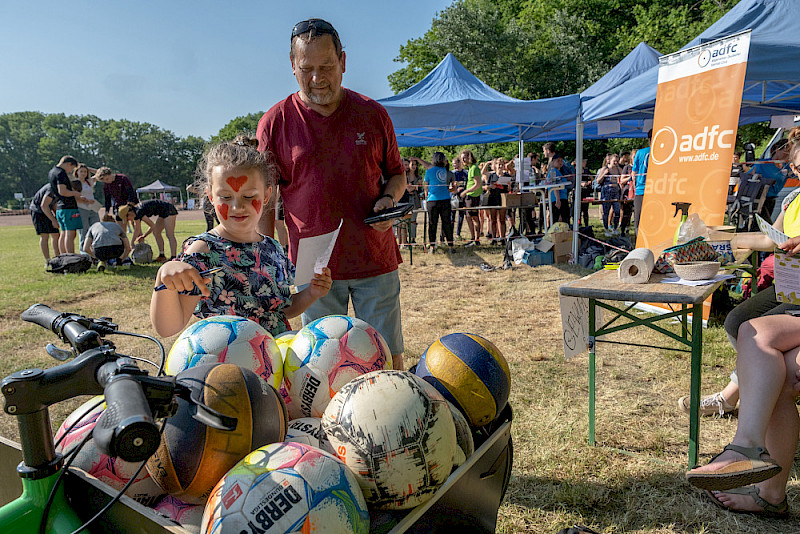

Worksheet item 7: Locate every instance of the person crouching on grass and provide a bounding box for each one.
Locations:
[150,136,332,338]
[116,199,179,263]
[82,214,133,272]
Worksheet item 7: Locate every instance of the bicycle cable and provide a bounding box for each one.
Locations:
[53,397,106,452]
[67,420,166,534]
[113,330,167,376]
[39,428,94,534]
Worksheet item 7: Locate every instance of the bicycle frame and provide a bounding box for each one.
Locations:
[0,469,86,533]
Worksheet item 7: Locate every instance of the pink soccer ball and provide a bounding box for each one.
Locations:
[283,315,392,419]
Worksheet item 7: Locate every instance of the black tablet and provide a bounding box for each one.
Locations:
[363,203,414,224]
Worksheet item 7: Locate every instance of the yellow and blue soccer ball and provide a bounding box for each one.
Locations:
[284,315,391,419]
[414,333,511,427]
[201,441,369,534]
[166,315,283,391]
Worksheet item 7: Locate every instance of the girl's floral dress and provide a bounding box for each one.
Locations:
[178,232,294,336]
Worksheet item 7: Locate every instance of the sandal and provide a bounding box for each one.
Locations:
[686,444,781,491]
[703,485,789,519]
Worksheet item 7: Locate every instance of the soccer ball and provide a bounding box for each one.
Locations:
[284,417,334,454]
[275,331,297,409]
[153,495,204,533]
[166,315,283,390]
[322,370,458,510]
[284,315,391,419]
[201,441,369,534]
[55,396,163,506]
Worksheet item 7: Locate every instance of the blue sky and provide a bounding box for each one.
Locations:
[0,1,451,139]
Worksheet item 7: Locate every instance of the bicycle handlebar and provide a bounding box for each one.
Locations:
[12,304,160,464]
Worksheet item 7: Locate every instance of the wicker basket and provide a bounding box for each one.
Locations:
[673,261,721,281]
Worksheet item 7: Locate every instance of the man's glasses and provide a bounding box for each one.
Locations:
[291,19,338,39]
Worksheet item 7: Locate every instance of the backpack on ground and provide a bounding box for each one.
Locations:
[131,243,153,264]
[46,254,92,274]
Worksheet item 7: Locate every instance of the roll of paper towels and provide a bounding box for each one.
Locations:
[618,248,654,284]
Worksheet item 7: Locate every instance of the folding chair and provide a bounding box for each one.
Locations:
[726,173,775,231]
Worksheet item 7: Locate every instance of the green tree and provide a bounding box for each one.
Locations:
[212,113,264,143]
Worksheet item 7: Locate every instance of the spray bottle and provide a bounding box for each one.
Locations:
[672,202,691,245]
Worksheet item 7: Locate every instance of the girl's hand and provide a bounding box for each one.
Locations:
[779,236,800,257]
[309,267,332,299]
[155,261,212,297]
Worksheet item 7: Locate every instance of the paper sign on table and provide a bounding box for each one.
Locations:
[293,219,343,287]
[559,294,603,360]
[774,251,800,304]
[756,214,789,245]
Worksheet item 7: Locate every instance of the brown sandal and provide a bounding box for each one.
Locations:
[703,485,789,519]
[686,444,781,491]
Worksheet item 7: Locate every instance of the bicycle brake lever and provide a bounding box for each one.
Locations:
[173,383,237,432]
[45,343,73,362]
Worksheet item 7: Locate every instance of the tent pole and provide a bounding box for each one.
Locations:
[573,115,584,260]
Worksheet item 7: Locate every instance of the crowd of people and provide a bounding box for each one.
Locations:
[31,156,183,269]
[391,135,653,250]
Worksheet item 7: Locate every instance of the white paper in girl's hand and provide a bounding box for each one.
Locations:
[293,219,343,286]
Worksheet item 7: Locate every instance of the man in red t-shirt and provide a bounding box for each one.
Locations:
[257,18,407,369]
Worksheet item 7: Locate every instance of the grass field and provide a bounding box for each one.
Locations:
[0,219,798,533]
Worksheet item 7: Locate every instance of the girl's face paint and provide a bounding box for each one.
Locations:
[217,203,229,221]
[251,199,262,214]
[226,175,248,192]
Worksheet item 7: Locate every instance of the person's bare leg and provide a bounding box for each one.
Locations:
[163,216,178,257]
[713,346,800,510]
[719,380,740,406]
[153,218,166,256]
[690,315,800,474]
[51,233,61,256]
[39,235,50,261]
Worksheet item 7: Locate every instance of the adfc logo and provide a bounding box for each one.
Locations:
[650,126,678,165]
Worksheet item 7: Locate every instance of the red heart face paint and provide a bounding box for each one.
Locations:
[251,199,262,214]
[217,203,229,221]
[226,175,248,192]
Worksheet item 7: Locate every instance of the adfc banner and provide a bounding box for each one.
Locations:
[639,31,751,253]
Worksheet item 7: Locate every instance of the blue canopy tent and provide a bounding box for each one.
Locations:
[377,53,580,147]
[536,42,662,142]
[583,0,800,126]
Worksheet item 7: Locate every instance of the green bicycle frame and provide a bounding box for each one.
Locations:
[0,470,87,533]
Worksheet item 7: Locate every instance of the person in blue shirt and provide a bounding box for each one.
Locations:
[631,129,652,237]
[546,155,570,224]
[422,152,455,253]
[750,138,791,224]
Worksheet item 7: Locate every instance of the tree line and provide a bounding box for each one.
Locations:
[0,112,206,207]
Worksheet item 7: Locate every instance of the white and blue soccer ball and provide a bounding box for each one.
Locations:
[283,315,391,419]
[166,315,283,390]
[201,441,369,534]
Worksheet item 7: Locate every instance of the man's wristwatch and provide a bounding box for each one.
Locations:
[378,193,396,207]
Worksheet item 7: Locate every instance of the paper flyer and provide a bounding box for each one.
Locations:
[775,252,800,304]
[755,213,789,245]
[293,219,343,287]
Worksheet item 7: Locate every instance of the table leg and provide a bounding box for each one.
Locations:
[688,301,703,468]
[588,298,596,446]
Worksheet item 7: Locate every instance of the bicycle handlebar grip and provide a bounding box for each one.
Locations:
[20,303,61,332]
[94,375,161,463]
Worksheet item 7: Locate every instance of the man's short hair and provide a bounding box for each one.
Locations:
[543,142,556,153]
[290,18,343,59]
[59,155,78,167]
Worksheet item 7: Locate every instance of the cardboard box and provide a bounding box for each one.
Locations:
[501,192,536,207]
[549,231,573,244]
[553,241,573,263]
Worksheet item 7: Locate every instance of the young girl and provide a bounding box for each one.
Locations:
[73,163,101,251]
[150,136,332,338]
